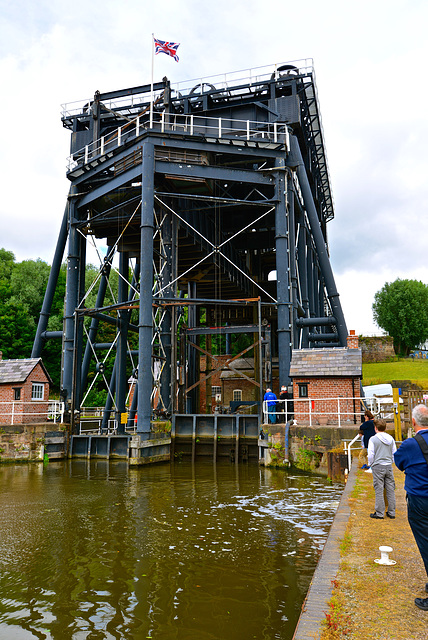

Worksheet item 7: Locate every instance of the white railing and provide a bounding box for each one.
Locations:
[61,59,314,120]
[0,400,65,425]
[262,396,383,426]
[78,407,138,435]
[66,111,290,172]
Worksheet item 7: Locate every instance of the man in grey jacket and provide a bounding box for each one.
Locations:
[368,419,397,519]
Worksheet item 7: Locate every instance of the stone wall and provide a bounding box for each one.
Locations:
[359,335,395,363]
[0,424,49,461]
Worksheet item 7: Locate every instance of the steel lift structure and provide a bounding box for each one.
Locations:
[32,60,347,438]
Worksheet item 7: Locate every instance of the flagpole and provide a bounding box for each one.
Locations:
[150,33,154,128]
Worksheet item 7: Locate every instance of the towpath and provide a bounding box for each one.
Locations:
[293,460,428,639]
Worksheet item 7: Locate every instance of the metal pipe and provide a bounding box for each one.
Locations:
[296,316,337,327]
[288,135,348,345]
[32,205,69,357]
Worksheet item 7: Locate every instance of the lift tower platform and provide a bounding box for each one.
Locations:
[32,60,347,436]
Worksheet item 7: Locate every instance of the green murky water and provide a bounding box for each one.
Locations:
[0,460,342,639]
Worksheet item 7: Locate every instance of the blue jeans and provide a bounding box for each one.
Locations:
[407,493,428,578]
[268,405,276,424]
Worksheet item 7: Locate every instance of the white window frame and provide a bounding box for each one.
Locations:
[212,386,221,397]
[31,383,45,401]
[233,389,242,402]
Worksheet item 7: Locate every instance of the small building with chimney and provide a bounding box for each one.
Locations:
[0,357,52,424]
[289,331,362,425]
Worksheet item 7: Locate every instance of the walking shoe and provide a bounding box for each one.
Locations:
[370,513,384,519]
[415,597,428,611]
[386,513,396,519]
[361,464,368,469]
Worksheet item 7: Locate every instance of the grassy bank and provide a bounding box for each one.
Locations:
[362,358,428,388]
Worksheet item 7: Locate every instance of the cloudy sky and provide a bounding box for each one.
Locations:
[1,0,427,335]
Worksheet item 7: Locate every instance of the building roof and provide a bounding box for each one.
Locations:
[289,348,362,378]
[220,358,255,379]
[0,358,52,385]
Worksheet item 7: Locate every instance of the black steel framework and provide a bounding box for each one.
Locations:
[32,60,347,434]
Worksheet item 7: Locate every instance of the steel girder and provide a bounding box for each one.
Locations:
[33,63,347,431]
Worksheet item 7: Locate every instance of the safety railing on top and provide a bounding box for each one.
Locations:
[66,112,290,172]
[61,59,314,120]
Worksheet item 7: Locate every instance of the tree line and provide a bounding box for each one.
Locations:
[0,248,126,399]
[1,246,427,397]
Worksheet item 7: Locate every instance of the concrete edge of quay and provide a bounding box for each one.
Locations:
[292,461,358,640]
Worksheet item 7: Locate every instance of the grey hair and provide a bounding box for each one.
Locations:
[412,404,428,427]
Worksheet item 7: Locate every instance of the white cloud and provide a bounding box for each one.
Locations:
[1,0,428,335]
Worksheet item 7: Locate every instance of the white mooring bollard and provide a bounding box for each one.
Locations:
[374,545,396,566]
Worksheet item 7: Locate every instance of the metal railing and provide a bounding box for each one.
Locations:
[0,400,65,425]
[61,59,314,120]
[66,111,290,172]
[262,396,384,426]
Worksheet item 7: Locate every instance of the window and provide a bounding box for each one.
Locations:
[212,386,221,397]
[31,383,44,401]
[13,388,22,401]
[298,384,308,398]
[233,389,242,402]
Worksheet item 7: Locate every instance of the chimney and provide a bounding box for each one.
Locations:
[347,330,359,349]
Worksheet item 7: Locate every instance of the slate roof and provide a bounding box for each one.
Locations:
[289,348,362,378]
[0,358,52,385]
[220,358,255,379]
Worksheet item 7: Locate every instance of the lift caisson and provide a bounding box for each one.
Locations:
[32,60,347,435]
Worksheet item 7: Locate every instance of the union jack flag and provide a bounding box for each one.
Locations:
[154,38,180,62]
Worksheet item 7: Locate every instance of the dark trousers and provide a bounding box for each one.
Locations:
[407,493,428,578]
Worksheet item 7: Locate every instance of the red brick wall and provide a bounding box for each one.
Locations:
[0,363,50,424]
[292,377,360,424]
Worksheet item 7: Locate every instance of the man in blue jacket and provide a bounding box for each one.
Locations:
[263,388,277,424]
[394,403,428,611]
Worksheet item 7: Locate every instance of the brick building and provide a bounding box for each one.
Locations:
[289,331,362,425]
[0,358,52,424]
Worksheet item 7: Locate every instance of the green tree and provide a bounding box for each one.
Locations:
[10,258,50,322]
[373,279,428,354]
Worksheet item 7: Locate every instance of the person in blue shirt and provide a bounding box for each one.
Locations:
[394,403,428,611]
[263,388,277,424]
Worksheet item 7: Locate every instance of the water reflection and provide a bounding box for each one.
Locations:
[0,461,342,639]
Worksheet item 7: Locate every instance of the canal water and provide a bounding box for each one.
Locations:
[0,460,343,640]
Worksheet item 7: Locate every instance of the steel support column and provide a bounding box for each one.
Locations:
[62,193,80,411]
[116,251,129,434]
[274,159,291,386]
[138,142,154,434]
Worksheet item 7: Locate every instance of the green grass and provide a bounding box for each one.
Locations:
[362,358,428,387]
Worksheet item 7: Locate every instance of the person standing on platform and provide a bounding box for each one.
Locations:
[279,385,294,423]
[394,403,428,611]
[264,388,277,424]
[367,419,396,519]
[359,410,376,468]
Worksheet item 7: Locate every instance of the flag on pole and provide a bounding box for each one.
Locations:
[154,38,180,62]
